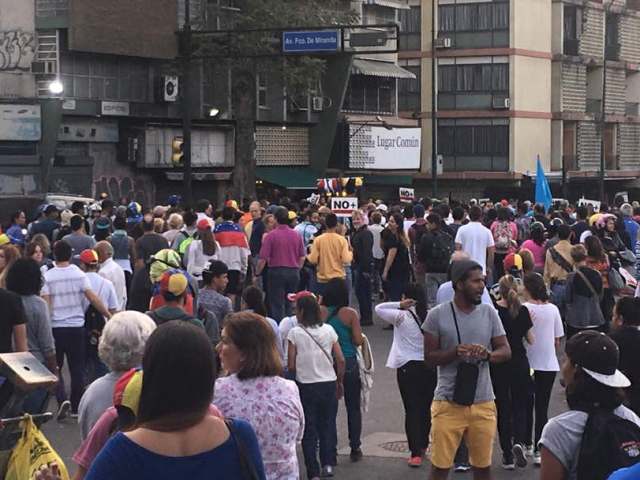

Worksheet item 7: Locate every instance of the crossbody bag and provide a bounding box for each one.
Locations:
[451,303,479,406]
[301,327,335,369]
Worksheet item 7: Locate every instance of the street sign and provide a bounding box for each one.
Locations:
[399,187,415,203]
[282,30,340,53]
[331,197,358,217]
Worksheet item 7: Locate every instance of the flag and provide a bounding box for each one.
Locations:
[535,156,552,212]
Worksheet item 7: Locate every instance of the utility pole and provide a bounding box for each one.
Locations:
[431,0,438,200]
[182,0,194,206]
[599,2,612,204]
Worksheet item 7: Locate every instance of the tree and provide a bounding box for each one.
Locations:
[194,0,357,202]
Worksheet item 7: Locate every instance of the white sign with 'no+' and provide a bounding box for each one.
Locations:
[331,197,359,217]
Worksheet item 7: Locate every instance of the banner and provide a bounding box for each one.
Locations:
[578,197,601,212]
[399,187,415,203]
[330,197,358,217]
[349,126,421,170]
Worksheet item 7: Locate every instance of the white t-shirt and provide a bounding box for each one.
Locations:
[279,315,298,365]
[368,224,385,260]
[98,258,127,311]
[454,222,495,274]
[375,302,424,369]
[42,264,91,328]
[287,324,338,384]
[83,272,118,313]
[524,302,564,371]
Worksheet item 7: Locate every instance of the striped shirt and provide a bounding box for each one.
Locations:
[42,264,91,328]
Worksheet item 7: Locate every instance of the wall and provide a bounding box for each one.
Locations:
[420,1,434,174]
[578,121,601,170]
[0,0,36,98]
[620,12,640,64]
[580,5,604,58]
[511,55,551,112]
[618,123,640,170]
[605,67,627,115]
[562,63,587,111]
[550,119,563,171]
[511,0,551,52]
[512,117,551,173]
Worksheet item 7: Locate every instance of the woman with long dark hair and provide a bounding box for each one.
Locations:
[186,219,219,283]
[491,275,535,469]
[321,278,364,462]
[85,321,266,479]
[381,212,411,301]
[490,207,518,279]
[539,331,639,479]
[241,286,284,362]
[520,222,547,273]
[585,235,615,324]
[523,273,564,466]
[375,283,436,468]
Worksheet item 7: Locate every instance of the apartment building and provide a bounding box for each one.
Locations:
[397,0,640,200]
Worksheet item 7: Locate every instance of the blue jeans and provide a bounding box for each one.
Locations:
[267,267,300,323]
[298,381,338,478]
[354,268,373,325]
[343,356,362,449]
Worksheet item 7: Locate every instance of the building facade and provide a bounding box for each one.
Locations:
[399,0,639,201]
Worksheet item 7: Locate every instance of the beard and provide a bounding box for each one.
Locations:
[472,297,482,306]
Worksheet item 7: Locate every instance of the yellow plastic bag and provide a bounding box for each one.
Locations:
[5,415,70,480]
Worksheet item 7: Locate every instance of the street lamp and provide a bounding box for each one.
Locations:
[48,79,63,95]
[207,107,220,118]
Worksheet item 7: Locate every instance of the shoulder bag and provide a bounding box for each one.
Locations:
[450,303,479,406]
[406,308,424,334]
[301,327,335,369]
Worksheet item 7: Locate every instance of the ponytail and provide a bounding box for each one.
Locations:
[499,275,522,319]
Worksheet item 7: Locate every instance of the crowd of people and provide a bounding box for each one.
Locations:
[1,193,640,480]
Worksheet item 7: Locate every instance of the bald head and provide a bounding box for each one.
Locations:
[95,241,114,263]
[450,251,470,263]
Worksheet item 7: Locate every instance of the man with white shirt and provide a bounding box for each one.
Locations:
[455,206,495,282]
[96,241,127,311]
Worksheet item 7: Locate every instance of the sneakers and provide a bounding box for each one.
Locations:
[320,465,334,477]
[533,450,542,466]
[512,444,528,468]
[70,412,79,420]
[501,453,515,470]
[525,445,535,457]
[350,448,363,462]
[56,400,71,421]
[408,456,423,468]
[454,463,472,473]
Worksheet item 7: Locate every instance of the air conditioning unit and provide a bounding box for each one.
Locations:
[434,37,453,49]
[162,75,179,102]
[31,60,56,74]
[493,96,511,110]
[312,96,324,112]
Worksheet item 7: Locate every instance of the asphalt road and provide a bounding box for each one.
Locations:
[42,315,566,479]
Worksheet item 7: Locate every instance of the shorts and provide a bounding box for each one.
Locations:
[225,270,242,295]
[430,400,497,469]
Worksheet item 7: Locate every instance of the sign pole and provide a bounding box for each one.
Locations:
[182,0,194,207]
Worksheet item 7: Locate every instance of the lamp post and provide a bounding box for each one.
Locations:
[182,0,194,207]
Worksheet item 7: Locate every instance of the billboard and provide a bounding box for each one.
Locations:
[0,104,41,141]
[69,0,178,59]
[349,125,421,170]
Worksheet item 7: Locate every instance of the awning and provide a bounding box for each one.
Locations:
[256,167,318,190]
[364,0,410,9]
[351,58,416,79]
[364,174,414,185]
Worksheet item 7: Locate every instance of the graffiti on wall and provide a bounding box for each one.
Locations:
[94,175,155,208]
[0,30,35,71]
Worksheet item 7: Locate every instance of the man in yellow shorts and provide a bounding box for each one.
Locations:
[423,260,512,479]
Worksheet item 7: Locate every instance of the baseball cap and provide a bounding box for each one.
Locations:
[203,260,229,277]
[287,291,316,302]
[503,253,523,273]
[620,203,633,217]
[450,260,483,284]
[197,218,212,230]
[79,249,99,265]
[95,217,111,231]
[113,368,143,417]
[377,204,388,212]
[566,330,630,388]
[167,195,181,207]
[0,233,10,246]
[44,204,59,214]
[159,271,189,296]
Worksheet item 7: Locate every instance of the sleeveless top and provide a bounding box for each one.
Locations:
[110,230,130,260]
[327,306,356,358]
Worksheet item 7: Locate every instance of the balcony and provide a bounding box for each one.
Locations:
[586,98,603,114]
[626,102,640,116]
[605,43,621,61]
[564,38,579,56]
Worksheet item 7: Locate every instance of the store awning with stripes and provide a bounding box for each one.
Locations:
[351,58,417,79]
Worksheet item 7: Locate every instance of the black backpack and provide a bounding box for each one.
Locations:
[423,231,453,273]
[85,304,106,347]
[577,408,640,480]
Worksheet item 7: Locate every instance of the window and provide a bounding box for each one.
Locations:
[398,66,421,111]
[399,6,421,51]
[207,0,238,30]
[60,54,149,102]
[564,6,581,40]
[257,73,268,109]
[344,75,395,114]
[438,122,509,171]
[438,2,509,33]
[439,63,508,93]
[365,5,395,25]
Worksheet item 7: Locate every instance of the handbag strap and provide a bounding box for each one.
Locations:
[406,308,424,335]
[225,419,259,480]
[450,302,462,345]
[301,327,334,368]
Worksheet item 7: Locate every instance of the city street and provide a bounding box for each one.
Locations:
[42,314,566,479]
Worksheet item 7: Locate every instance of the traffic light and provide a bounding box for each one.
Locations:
[171,136,184,167]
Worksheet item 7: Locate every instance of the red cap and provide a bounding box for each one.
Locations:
[79,249,99,265]
[197,218,212,230]
[287,291,316,302]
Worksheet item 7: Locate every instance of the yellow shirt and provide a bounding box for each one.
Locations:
[307,232,353,282]
[543,240,574,285]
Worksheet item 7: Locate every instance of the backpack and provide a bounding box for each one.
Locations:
[494,221,514,252]
[515,216,531,244]
[84,304,106,348]
[577,409,640,480]
[425,231,453,273]
[411,222,428,252]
